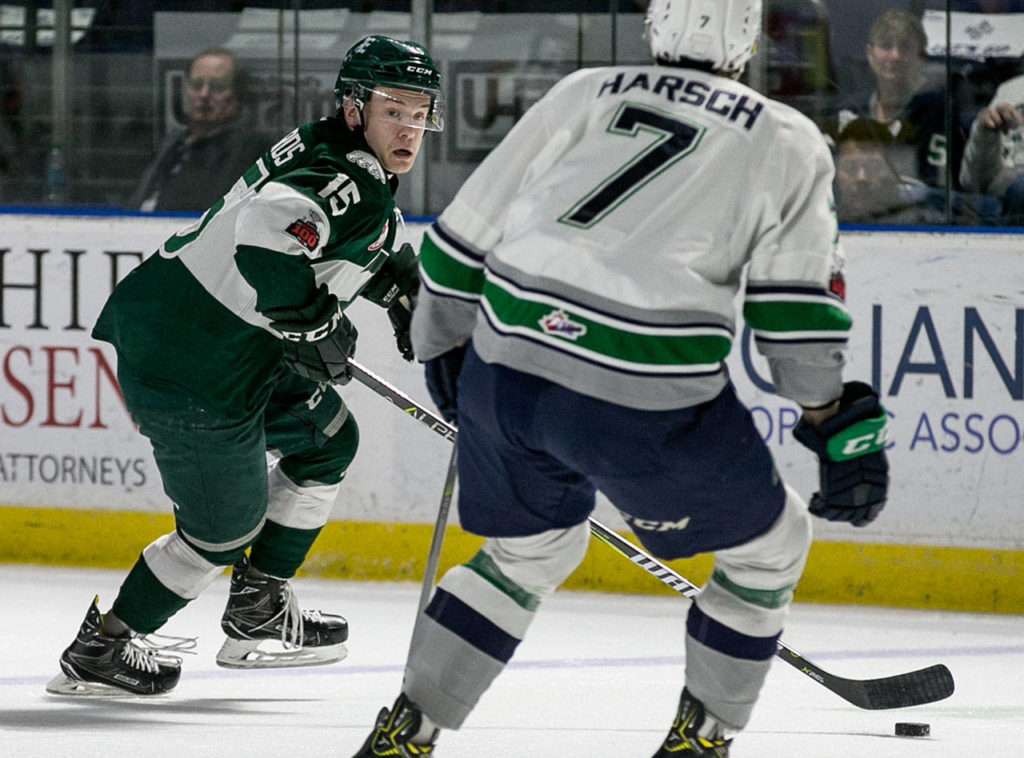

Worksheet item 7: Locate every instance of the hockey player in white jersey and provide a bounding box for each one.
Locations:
[353,2,889,756]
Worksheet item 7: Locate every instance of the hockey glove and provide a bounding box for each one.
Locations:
[361,243,419,309]
[266,288,358,384]
[792,381,890,527]
[387,301,415,361]
[424,344,466,424]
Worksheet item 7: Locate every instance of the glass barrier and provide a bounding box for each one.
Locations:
[1,1,1022,226]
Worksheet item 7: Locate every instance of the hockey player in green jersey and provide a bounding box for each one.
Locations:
[47,35,444,697]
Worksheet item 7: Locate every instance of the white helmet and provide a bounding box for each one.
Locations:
[645,0,762,75]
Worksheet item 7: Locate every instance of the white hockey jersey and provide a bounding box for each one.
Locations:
[412,64,850,411]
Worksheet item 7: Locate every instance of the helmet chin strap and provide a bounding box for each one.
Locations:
[339,94,367,135]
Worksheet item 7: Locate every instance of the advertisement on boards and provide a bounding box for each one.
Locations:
[0,216,1021,549]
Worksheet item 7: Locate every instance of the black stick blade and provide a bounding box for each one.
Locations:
[852,663,955,710]
[777,651,955,710]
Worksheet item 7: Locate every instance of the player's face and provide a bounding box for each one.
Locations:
[184,54,239,130]
[359,87,432,175]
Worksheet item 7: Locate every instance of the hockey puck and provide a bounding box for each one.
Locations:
[895,722,930,737]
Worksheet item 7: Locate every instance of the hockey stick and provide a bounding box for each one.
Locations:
[346,359,457,615]
[346,359,955,711]
[418,445,457,614]
[586,518,955,710]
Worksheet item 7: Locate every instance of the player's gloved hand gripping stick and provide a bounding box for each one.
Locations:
[793,381,890,527]
[361,243,420,362]
[267,285,358,384]
[346,358,954,711]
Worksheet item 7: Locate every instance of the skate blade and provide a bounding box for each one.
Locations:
[45,672,161,698]
[215,637,348,669]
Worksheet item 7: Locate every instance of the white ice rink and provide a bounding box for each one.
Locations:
[2,563,1023,757]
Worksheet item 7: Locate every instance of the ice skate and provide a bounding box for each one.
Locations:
[216,553,349,668]
[353,693,439,757]
[46,597,182,697]
[652,688,732,757]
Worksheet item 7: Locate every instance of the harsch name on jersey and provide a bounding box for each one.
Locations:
[597,72,764,131]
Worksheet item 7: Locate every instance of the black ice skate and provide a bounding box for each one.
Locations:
[652,688,733,757]
[353,693,439,757]
[45,597,182,696]
[216,553,349,669]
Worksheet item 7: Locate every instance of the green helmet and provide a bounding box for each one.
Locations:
[335,35,444,132]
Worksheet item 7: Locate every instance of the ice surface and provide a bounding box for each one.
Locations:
[2,564,1022,757]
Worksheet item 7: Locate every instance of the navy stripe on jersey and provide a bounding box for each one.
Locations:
[686,603,779,661]
[745,283,837,297]
[433,220,487,264]
[425,587,521,663]
[419,273,482,304]
[754,334,848,345]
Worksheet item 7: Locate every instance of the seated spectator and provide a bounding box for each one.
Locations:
[828,8,966,191]
[0,53,24,203]
[960,72,1024,226]
[835,118,1001,225]
[131,48,274,212]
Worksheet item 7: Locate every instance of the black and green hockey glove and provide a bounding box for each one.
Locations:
[266,286,358,384]
[387,301,415,362]
[792,381,890,527]
[362,243,419,361]
[361,243,419,309]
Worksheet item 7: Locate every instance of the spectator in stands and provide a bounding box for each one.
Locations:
[960,72,1024,226]
[131,47,273,212]
[829,8,965,191]
[835,118,1001,225]
[0,52,25,202]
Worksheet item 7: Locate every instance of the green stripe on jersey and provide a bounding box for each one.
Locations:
[419,232,484,297]
[483,280,732,368]
[743,300,851,334]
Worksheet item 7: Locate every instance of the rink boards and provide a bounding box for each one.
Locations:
[0,212,1021,613]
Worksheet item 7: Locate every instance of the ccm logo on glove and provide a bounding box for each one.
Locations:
[830,417,889,459]
[277,308,342,343]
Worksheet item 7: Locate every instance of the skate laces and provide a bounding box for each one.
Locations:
[278,584,304,649]
[137,632,198,659]
[120,639,173,674]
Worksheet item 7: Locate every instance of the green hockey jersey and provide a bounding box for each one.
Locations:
[93,117,400,417]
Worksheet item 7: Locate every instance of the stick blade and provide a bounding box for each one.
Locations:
[840,663,955,710]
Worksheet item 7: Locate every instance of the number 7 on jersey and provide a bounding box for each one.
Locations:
[560,103,705,229]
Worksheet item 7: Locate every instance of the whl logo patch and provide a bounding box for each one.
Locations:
[829,270,846,300]
[368,219,389,251]
[539,309,587,340]
[285,218,320,252]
